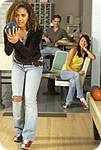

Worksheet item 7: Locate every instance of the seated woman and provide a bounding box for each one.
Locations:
[61,34,96,109]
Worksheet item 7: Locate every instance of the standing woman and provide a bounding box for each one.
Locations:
[4,1,43,149]
[61,34,96,109]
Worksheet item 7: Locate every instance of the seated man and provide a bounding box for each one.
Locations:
[41,15,68,71]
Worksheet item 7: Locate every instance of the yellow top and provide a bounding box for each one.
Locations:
[62,54,84,72]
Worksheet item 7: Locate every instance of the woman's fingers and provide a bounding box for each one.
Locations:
[5,29,7,34]
[12,27,15,35]
[8,28,11,35]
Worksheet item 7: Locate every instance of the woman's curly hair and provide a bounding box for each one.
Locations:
[6,0,40,31]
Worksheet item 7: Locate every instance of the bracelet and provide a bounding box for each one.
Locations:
[84,47,88,53]
[86,49,88,53]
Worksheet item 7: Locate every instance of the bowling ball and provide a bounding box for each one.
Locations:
[91,86,101,101]
[6,22,18,34]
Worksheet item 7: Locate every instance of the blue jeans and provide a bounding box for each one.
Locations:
[61,70,84,104]
[12,62,43,142]
[41,46,61,57]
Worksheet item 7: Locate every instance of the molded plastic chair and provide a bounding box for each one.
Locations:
[55,57,91,87]
[42,50,68,79]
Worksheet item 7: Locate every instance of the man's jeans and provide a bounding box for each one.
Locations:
[41,46,60,57]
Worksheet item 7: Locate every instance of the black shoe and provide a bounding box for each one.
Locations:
[13,134,23,142]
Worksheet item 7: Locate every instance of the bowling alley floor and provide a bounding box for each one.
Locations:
[0,112,100,150]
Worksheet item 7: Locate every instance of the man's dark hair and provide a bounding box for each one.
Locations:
[52,15,62,22]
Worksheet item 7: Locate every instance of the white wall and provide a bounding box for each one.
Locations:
[81,0,92,36]
[91,0,101,86]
